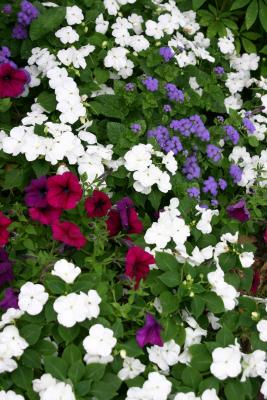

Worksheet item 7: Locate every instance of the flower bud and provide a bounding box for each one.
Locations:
[120,350,127,359]
[251,311,260,321]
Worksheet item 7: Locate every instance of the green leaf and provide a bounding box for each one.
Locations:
[155,252,180,272]
[190,344,212,372]
[199,377,220,393]
[20,324,42,345]
[160,291,179,315]
[21,349,42,369]
[159,270,181,288]
[181,367,202,390]
[34,339,57,356]
[90,95,126,119]
[225,380,245,400]
[91,373,121,400]
[218,253,238,272]
[37,91,56,112]
[192,0,207,9]
[216,325,235,346]
[241,37,257,53]
[12,366,33,390]
[68,361,85,383]
[30,7,66,40]
[260,44,267,53]
[3,167,31,190]
[148,190,162,210]
[191,296,205,318]
[44,356,68,380]
[75,380,92,396]
[0,98,11,113]
[58,325,80,344]
[85,364,106,381]
[203,292,225,314]
[45,275,66,294]
[245,0,258,29]
[62,344,82,364]
[32,159,50,178]
[259,0,267,30]
[94,68,109,84]
[107,122,127,144]
[231,0,251,10]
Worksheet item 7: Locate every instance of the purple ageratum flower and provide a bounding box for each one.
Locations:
[116,197,134,230]
[143,76,158,92]
[159,47,174,62]
[136,313,163,348]
[218,178,227,190]
[229,164,242,184]
[243,117,256,134]
[206,144,221,162]
[12,23,28,39]
[214,66,224,75]
[0,47,11,65]
[2,4,12,14]
[0,249,13,287]
[203,176,218,196]
[227,199,250,222]
[187,187,200,198]
[131,123,141,133]
[170,115,210,141]
[224,125,239,145]
[18,0,39,26]
[216,116,224,123]
[125,82,135,92]
[182,154,201,180]
[165,83,184,102]
[0,288,18,310]
[211,199,219,207]
[25,176,48,208]
[163,104,172,113]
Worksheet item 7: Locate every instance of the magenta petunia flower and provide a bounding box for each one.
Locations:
[0,288,18,310]
[0,211,11,247]
[85,190,112,218]
[0,63,29,98]
[47,172,83,210]
[227,199,250,222]
[125,246,155,289]
[136,313,163,348]
[29,206,61,226]
[25,176,48,208]
[51,221,86,249]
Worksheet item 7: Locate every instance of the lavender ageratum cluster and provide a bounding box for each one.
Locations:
[163,104,172,112]
[170,115,210,141]
[214,66,225,75]
[125,82,135,91]
[206,144,222,162]
[218,178,227,190]
[230,164,243,183]
[2,4,12,14]
[165,83,184,102]
[187,187,200,198]
[203,176,218,196]
[147,126,183,155]
[0,47,15,67]
[131,123,141,133]
[243,117,256,134]
[143,76,158,92]
[224,125,240,145]
[159,47,174,62]
[12,0,39,40]
[182,154,201,180]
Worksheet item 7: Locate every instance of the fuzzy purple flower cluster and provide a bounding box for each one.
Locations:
[224,124,240,145]
[148,126,183,155]
[12,0,39,40]
[165,83,184,102]
[170,115,210,141]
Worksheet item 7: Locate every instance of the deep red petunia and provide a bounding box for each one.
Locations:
[125,246,155,289]
[47,172,83,210]
[29,206,61,225]
[251,270,261,294]
[51,221,86,249]
[85,190,112,218]
[106,208,143,236]
[0,63,29,98]
[0,211,12,246]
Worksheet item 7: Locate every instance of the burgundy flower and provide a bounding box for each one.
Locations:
[251,270,260,294]
[25,176,48,208]
[0,249,13,287]
[136,313,163,348]
[85,190,112,218]
[0,288,18,310]
[106,199,143,236]
[264,228,267,243]
[47,172,83,210]
[227,199,250,222]
[106,209,122,236]
[52,221,86,249]
[0,63,29,98]
[125,246,155,289]
[29,206,61,225]
[0,211,11,246]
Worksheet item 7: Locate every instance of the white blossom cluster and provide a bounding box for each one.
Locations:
[83,324,117,365]
[126,371,172,400]
[118,356,146,380]
[0,325,28,373]
[0,391,25,400]
[51,259,81,284]
[174,389,220,400]
[33,373,75,400]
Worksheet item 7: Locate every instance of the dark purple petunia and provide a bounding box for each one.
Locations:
[227,199,250,222]
[0,288,18,310]
[0,249,13,287]
[116,197,134,230]
[136,313,163,348]
[25,176,48,208]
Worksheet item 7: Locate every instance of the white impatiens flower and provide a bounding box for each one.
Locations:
[33,373,57,394]
[257,320,267,342]
[18,282,49,315]
[83,324,117,358]
[0,391,25,400]
[55,26,79,44]
[142,372,172,400]
[174,393,199,400]
[118,357,146,380]
[33,373,75,400]
[0,309,24,329]
[210,341,242,380]
[51,259,81,284]
[239,252,254,268]
[201,389,220,400]
[95,13,109,34]
[66,5,84,25]
[241,350,267,382]
[104,47,129,71]
[148,340,180,372]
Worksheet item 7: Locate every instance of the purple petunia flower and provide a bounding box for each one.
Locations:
[136,313,163,348]
[116,197,134,230]
[0,288,18,310]
[25,176,48,208]
[227,199,250,222]
[0,249,13,287]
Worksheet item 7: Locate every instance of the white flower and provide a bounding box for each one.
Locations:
[83,324,117,357]
[174,393,199,400]
[18,282,48,315]
[142,372,172,400]
[41,382,75,400]
[241,350,267,381]
[239,252,254,268]
[145,20,164,39]
[118,357,145,380]
[53,293,87,327]
[79,290,101,319]
[207,313,221,330]
[201,389,220,400]
[32,373,57,394]
[0,325,28,358]
[124,144,152,172]
[0,309,24,329]
[129,35,150,52]
[0,391,25,400]
[257,320,267,342]
[104,47,129,71]
[55,26,79,44]
[66,5,84,25]
[210,342,242,380]
[96,13,109,34]
[126,387,150,400]
[148,340,180,372]
[51,259,81,284]
[84,354,114,365]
